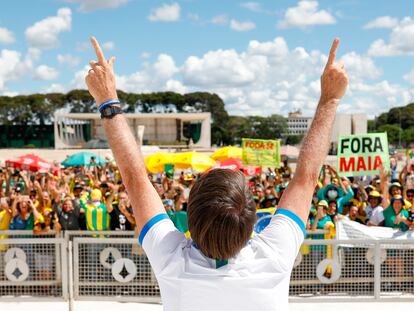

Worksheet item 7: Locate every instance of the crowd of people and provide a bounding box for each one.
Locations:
[0,155,414,236]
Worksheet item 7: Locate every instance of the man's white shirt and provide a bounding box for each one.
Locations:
[365,204,384,225]
[140,209,305,311]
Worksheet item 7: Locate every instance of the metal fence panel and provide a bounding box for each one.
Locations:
[0,237,67,301]
[73,237,160,302]
[1,230,414,303]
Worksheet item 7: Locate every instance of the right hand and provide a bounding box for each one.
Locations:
[85,37,118,105]
[320,38,348,102]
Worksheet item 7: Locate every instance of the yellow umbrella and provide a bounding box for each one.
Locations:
[211,146,242,161]
[145,153,175,173]
[173,152,215,172]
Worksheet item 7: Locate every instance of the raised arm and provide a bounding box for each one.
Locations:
[85,37,165,235]
[278,38,348,224]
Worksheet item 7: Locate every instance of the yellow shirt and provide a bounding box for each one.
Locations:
[0,209,11,251]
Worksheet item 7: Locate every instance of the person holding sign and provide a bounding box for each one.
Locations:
[85,37,348,311]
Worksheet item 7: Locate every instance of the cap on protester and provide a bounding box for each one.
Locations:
[90,189,102,201]
[388,182,403,194]
[365,185,375,191]
[391,194,404,205]
[317,200,329,208]
[184,173,194,181]
[368,191,381,198]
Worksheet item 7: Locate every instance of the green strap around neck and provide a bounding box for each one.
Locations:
[215,259,228,269]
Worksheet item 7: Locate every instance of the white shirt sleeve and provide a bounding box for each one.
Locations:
[140,214,186,274]
[254,209,305,271]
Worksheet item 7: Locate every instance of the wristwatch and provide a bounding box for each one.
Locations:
[100,105,123,119]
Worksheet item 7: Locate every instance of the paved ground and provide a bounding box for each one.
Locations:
[1,301,413,311]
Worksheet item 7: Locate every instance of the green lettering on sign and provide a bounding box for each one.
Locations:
[337,133,389,177]
[242,138,280,168]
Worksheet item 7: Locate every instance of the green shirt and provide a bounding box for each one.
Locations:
[383,207,410,232]
[80,194,110,231]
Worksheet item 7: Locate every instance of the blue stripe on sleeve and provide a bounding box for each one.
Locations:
[138,213,170,245]
[275,209,307,237]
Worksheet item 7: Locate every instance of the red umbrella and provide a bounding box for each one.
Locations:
[6,154,59,174]
[219,158,261,176]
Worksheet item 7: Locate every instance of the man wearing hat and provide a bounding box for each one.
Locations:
[365,190,386,226]
[310,200,334,230]
[80,189,110,231]
[389,182,403,197]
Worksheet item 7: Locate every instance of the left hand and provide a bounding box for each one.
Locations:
[85,37,118,105]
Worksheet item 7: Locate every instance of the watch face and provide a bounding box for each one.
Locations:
[103,107,112,116]
[101,106,122,118]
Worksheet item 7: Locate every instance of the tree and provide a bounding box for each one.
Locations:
[285,135,304,145]
[378,124,401,145]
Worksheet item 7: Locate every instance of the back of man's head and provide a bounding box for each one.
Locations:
[188,169,256,260]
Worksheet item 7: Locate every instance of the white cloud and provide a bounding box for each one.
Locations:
[25,8,72,49]
[188,13,200,22]
[116,54,178,92]
[63,0,128,12]
[141,51,151,59]
[45,83,66,93]
[148,3,180,22]
[241,2,262,12]
[278,0,336,29]
[211,15,228,26]
[0,27,15,44]
[166,79,187,94]
[76,41,90,52]
[61,36,411,118]
[368,17,414,56]
[230,19,256,32]
[57,54,80,67]
[102,41,115,50]
[0,50,23,90]
[182,49,255,87]
[364,16,399,29]
[340,52,382,81]
[404,67,414,85]
[34,65,59,80]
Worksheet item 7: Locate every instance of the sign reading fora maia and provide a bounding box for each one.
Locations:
[337,133,390,177]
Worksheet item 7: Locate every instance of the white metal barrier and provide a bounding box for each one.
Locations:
[1,230,414,303]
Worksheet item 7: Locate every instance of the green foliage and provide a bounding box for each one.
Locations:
[285,134,304,145]
[216,114,287,145]
[371,103,414,146]
[0,90,288,146]
[377,124,402,145]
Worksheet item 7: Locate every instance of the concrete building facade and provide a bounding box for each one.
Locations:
[287,111,367,142]
[54,112,211,149]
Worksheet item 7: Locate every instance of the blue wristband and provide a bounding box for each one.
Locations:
[99,100,120,112]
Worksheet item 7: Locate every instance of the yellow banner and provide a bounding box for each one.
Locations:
[242,138,280,167]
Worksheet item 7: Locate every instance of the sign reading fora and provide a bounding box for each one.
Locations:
[337,133,390,177]
[242,138,280,167]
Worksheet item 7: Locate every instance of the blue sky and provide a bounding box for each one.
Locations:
[0,0,414,118]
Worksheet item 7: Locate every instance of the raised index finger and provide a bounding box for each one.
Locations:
[326,38,340,68]
[90,36,106,64]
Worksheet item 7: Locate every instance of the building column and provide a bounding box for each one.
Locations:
[194,114,211,148]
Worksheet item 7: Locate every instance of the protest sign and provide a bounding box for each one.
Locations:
[242,138,280,167]
[337,133,389,177]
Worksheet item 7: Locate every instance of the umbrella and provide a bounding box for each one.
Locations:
[61,152,106,167]
[6,154,59,173]
[211,146,242,161]
[145,153,175,173]
[219,158,261,176]
[173,152,215,172]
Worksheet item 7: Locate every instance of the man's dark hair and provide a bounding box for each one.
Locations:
[187,169,256,260]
